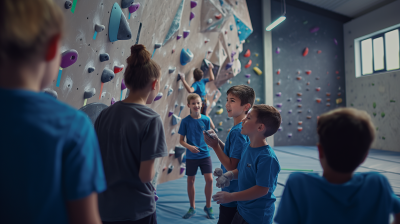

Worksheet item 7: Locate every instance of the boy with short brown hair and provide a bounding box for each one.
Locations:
[211,104,281,224]
[274,108,400,224]
[0,1,106,223]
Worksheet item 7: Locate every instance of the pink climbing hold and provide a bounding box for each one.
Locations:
[310,26,319,33]
[276,47,280,54]
[334,38,338,45]
[177,35,182,40]
[190,12,195,21]
[190,0,197,8]
[183,30,190,38]
[317,50,322,54]
[128,3,140,13]
[244,49,250,57]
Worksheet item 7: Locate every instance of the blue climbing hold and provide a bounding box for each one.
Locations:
[109,2,132,42]
[180,48,193,66]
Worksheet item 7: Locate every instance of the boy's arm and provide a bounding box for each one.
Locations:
[208,66,215,81]
[179,135,199,153]
[139,159,156,183]
[66,193,102,224]
[203,132,238,170]
[212,183,269,204]
[179,75,194,93]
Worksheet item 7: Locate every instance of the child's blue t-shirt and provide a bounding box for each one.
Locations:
[192,78,209,98]
[221,122,249,207]
[0,88,107,224]
[237,143,280,224]
[274,172,400,224]
[178,114,210,159]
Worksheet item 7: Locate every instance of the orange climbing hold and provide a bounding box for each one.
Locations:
[303,47,309,56]
[297,93,302,96]
[215,14,222,19]
[245,60,252,68]
[297,127,303,132]
[277,80,281,85]
[244,49,251,57]
[306,70,312,75]
[316,98,322,103]
[298,121,303,125]
[296,77,302,80]
[326,93,331,96]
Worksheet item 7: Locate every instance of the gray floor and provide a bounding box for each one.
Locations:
[156,146,400,223]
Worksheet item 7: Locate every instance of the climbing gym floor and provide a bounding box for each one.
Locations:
[156,146,400,223]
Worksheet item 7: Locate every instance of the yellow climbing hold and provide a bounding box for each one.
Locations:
[255,53,259,57]
[253,67,262,75]
[219,121,223,126]
[336,98,342,104]
[256,64,259,66]
[216,108,223,115]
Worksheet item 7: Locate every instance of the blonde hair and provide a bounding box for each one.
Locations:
[124,44,161,90]
[0,0,64,64]
[187,93,201,104]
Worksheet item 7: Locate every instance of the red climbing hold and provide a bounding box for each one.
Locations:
[326,98,331,102]
[298,121,303,125]
[114,65,124,74]
[302,47,309,56]
[172,49,175,54]
[316,87,321,92]
[204,39,209,43]
[225,30,228,34]
[297,93,302,96]
[244,49,251,57]
[244,60,252,68]
[326,93,331,96]
[208,50,212,54]
[317,50,322,54]
[337,76,340,79]
[296,77,302,80]
[276,69,281,75]
[305,70,312,75]
[316,98,322,103]
[336,71,339,74]
[215,14,222,20]
[297,127,303,132]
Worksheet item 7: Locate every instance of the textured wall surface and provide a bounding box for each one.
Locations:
[50,0,252,185]
[271,1,346,146]
[344,1,400,152]
[209,0,266,142]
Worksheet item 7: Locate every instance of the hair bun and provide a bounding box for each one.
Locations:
[127,44,151,66]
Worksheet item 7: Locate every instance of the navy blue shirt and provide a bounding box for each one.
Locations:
[178,114,210,159]
[275,172,400,224]
[237,143,280,224]
[221,122,249,207]
[192,78,209,98]
[0,88,106,224]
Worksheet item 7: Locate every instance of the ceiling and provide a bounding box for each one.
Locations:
[298,0,397,17]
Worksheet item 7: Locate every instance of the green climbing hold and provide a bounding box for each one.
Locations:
[373,102,376,109]
[382,137,386,140]
[246,39,250,43]
[376,127,379,131]
[218,127,223,132]
[303,21,308,25]
[381,112,385,118]
[390,100,395,103]
[351,103,354,106]
[372,83,375,86]
[373,112,376,117]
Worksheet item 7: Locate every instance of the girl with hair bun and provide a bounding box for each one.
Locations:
[95,44,168,224]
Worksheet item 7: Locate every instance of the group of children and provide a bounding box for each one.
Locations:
[1,0,399,224]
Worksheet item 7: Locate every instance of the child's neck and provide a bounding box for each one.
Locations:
[323,168,353,184]
[233,113,246,126]
[123,89,149,105]
[248,134,268,148]
[0,61,45,92]
[190,111,201,119]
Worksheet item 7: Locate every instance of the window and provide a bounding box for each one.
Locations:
[356,25,400,77]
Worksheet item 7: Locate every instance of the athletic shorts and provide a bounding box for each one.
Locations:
[186,156,212,176]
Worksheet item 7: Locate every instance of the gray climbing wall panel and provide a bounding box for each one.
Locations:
[271,1,346,146]
[210,0,265,141]
[51,0,252,186]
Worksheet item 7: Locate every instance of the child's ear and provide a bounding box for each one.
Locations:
[45,33,61,61]
[244,103,251,112]
[317,143,324,159]
[151,79,157,90]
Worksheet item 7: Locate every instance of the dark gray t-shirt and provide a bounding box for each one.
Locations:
[94,101,167,221]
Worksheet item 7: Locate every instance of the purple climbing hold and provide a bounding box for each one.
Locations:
[276,47,280,54]
[276,103,282,108]
[334,38,338,45]
[154,92,163,101]
[288,133,292,138]
[288,109,292,114]
[278,127,282,131]
[183,30,190,38]
[180,167,185,175]
[121,79,126,90]
[168,111,174,117]
[245,74,251,78]
[129,3,140,13]
[310,26,319,33]
[276,92,281,97]
[225,62,233,70]
[231,51,236,58]
[61,49,78,68]
[177,35,182,40]
[190,12,195,21]
[190,0,198,8]
[154,191,159,202]
[297,98,302,102]
[111,97,116,105]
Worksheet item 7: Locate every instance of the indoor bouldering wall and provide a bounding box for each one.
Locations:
[209,0,266,142]
[271,0,346,146]
[49,0,253,187]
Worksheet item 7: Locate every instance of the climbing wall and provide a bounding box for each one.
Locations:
[271,1,346,146]
[49,0,252,186]
[209,0,265,141]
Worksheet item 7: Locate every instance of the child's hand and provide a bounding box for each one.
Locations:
[213,168,223,177]
[212,191,233,204]
[187,145,199,153]
[208,63,214,69]
[203,130,219,149]
[178,73,185,81]
[216,171,233,188]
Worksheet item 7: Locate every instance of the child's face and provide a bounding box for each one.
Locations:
[188,97,202,113]
[225,93,246,118]
[241,109,259,136]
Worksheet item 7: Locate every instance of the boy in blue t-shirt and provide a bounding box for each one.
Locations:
[0,1,106,223]
[179,93,214,219]
[179,65,216,129]
[274,108,400,224]
[203,85,255,224]
[212,105,282,224]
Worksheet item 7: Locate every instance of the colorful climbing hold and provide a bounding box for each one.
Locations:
[317,50,322,54]
[83,88,96,106]
[204,39,209,43]
[216,108,223,115]
[109,3,132,42]
[334,38,338,45]
[373,112,376,117]
[256,98,260,102]
[310,26,319,33]
[226,62,233,70]
[276,103,282,108]
[276,47,280,54]
[296,77,302,80]
[245,74,251,78]
[297,93,302,96]
[302,47,309,57]
[337,92,342,96]
[326,103,331,107]
[305,70,311,75]
[247,79,251,84]
[191,0,197,8]
[390,100,396,103]
[111,97,116,105]
[244,49,251,57]
[177,35,182,40]
[326,98,331,102]
[298,104,302,108]
[219,121,223,126]
[315,87,321,92]
[183,30,190,38]
[189,12,195,21]
[180,48,193,66]
[336,98,342,104]
[277,80,281,85]
[297,98,302,102]
[93,24,105,40]
[381,112,385,118]
[307,116,312,119]
[276,69,281,75]
[326,93,331,97]
[315,98,322,103]
[306,82,310,85]
[255,53,259,57]
[373,102,376,109]
[276,92,282,97]
[57,49,79,87]
[99,53,109,62]
[297,127,303,132]
[215,13,222,20]
[253,67,262,75]
[288,110,292,114]
[288,133,292,138]
[129,3,140,13]
[114,65,124,74]
[154,92,163,101]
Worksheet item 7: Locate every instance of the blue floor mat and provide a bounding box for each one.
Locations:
[156,146,400,223]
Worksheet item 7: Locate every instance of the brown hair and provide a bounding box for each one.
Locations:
[187,93,201,104]
[226,85,255,113]
[124,44,161,91]
[0,0,64,65]
[251,105,281,137]
[317,108,375,173]
[193,68,204,81]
